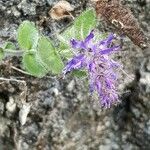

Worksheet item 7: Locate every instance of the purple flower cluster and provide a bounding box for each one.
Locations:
[63,30,121,108]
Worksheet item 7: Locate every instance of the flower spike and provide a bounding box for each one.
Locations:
[63,31,122,108]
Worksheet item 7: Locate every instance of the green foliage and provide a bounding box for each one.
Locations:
[37,37,64,74]
[0,42,16,61]
[17,21,39,50]
[17,21,64,76]
[1,9,98,78]
[3,42,16,50]
[22,51,47,77]
[57,9,96,77]
[74,9,96,39]
[58,26,74,58]
[0,48,4,61]
[58,9,96,58]
[71,70,87,78]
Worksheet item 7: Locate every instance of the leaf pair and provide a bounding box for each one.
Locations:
[18,21,64,77]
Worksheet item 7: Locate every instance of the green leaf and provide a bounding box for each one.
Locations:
[22,51,48,77]
[0,48,4,61]
[3,42,16,50]
[58,26,74,58]
[38,37,64,74]
[74,9,96,39]
[59,39,73,59]
[58,9,96,58]
[71,70,87,78]
[17,21,39,50]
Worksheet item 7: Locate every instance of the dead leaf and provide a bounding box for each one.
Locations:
[49,0,74,20]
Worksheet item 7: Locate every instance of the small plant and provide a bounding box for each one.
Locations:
[63,31,121,108]
[18,21,64,77]
[0,9,123,108]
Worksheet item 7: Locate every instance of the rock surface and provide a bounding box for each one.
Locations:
[0,0,150,150]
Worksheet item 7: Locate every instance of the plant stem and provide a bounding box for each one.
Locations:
[11,66,31,76]
[4,49,24,56]
[0,77,25,83]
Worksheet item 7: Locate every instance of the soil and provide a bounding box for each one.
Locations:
[0,0,150,150]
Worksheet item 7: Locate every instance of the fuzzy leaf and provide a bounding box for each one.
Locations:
[17,21,39,50]
[4,42,16,50]
[58,26,74,58]
[74,9,96,39]
[0,48,4,61]
[71,70,87,78]
[22,51,48,77]
[38,37,64,74]
[58,9,96,58]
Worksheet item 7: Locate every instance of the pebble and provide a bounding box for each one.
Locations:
[12,6,21,17]
[146,120,150,135]
[46,0,57,6]
[99,145,112,150]
[51,87,59,96]
[6,96,16,113]
[67,80,75,92]
[43,97,53,107]
[19,103,31,125]
[0,101,4,115]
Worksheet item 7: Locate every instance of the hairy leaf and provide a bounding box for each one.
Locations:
[58,9,96,58]
[3,42,16,50]
[22,51,47,77]
[74,9,96,39]
[71,70,87,78]
[0,48,4,61]
[18,21,39,50]
[58,26,74,58]
[38,37,64,74]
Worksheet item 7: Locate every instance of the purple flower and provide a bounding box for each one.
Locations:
[63,31,121,108]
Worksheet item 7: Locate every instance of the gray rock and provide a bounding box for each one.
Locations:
[99,145,112,150]
[0,101,4,115]
[46,0,58,6]
[67,80,75,92]
[17,1,36,16]
[0,0,149,150]
[19,103,31,125]
[6,96,16,113]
